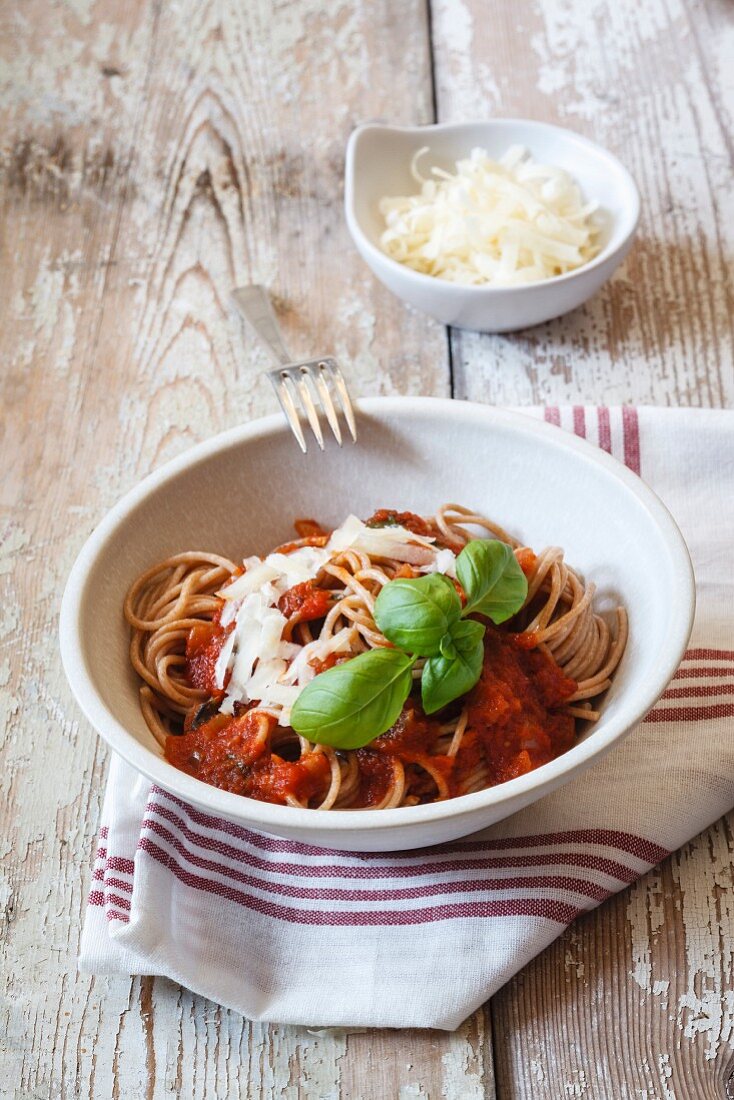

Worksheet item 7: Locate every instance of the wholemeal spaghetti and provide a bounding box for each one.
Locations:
[124,505,627,810]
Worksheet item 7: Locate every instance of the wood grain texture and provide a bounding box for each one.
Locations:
[1,0,732,1097]
[432,0,734,410]
[0,2,460,1098]
[489,821,734,1099]
[430,0,734,1095]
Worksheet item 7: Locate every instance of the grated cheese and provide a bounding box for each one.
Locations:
[327,514,436,564]
[420,547,457,578]
[213,518,461,725]
[378,145,601,286]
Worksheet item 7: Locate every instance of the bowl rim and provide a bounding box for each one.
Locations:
[345,119,641,296]
[60,397,694,835]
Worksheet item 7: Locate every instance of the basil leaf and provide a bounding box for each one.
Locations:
[289,648,414,750]
[450,618,486,652]
[374,573,461,656]
[457,539,528,624]
[421,630,485,715]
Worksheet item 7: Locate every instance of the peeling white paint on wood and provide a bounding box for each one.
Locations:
[627,822,734,1068]
[674,822,734,1060]
[434,0,734,412]
[1,0,733,1097]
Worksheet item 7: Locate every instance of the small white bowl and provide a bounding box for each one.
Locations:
[60,398,693,852]
[345,120,640,332]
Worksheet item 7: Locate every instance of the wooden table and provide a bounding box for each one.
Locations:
[2,1,733,1096]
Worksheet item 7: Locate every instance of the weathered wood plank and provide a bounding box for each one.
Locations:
[342,1014,494,1099]
[489,820,734,1099]
[0,1,484,1098]
[432,0,734,410]
[430,0,734,1095]
[2,0,733,1095]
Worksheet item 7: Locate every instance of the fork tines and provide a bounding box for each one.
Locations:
[269,358,357,453]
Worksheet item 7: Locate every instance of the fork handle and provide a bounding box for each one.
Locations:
[231,285,291,367]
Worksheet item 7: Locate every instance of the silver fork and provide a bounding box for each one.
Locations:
[231,285,357,453]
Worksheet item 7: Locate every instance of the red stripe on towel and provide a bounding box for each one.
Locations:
[141,808,643,884]
[597,407,612,453]
[646,702,734,723]
[141,817,616,904]
[622,406,641,474]
[684,648,734,661]
[663,684,734,699]
[573,406,586,438]
[673,666,734,679]
[138,836,584,927]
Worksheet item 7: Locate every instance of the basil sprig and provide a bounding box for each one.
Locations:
[422,619,486,715]
[290,539,528,748]
[370,573,460,655]
[289,648,414,750]
[456,539,528,622]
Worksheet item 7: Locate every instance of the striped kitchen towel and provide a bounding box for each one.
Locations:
[79,407,734,1029]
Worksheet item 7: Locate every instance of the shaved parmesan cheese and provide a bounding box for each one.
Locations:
[379,145,601,287]
[389,542,438,566]
[219,598,240,627]
[326,514,364,552]
[262,684,301,725]
[420,547,457,578]
[219,561,279,601]
[266,547,332,585]
[217,544,334,717]
[328,515,436,564]
[246,657,287,700]
[219,546,331,600]
[281,626,357,688]
[263,684,302,707]
[213,630,237,689]
[220,593,288,714]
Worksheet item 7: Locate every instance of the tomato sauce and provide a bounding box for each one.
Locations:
[353,708,451,807]
[165,709,331,805]
[458,627,576,788]
[365,509,434,537]
[277,580,332,623]
[173,622,577,806]
[349,629,576,805]
[352,750,398,807]
[294,518,327,539]
[185,618,231,695]
[515,547,538,577]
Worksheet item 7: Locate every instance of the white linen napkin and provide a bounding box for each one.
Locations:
[79,407,734,1029]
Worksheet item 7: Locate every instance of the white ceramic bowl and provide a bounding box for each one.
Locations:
[345,120,640,332]
[60,398,693,851]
